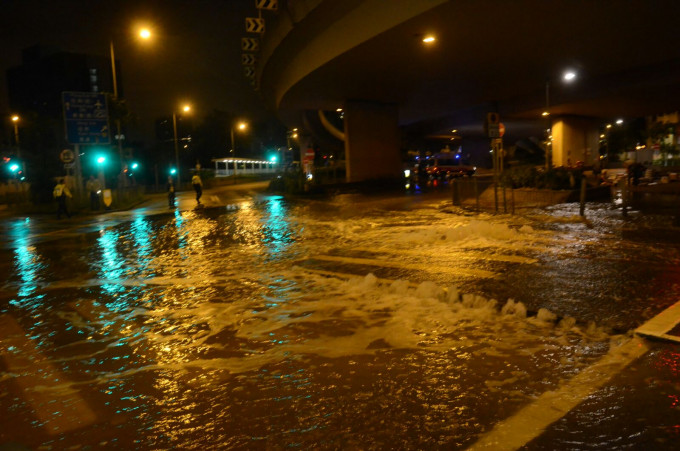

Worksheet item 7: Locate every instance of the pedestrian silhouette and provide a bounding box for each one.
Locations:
[53,178,72,219]
[167,176,176,208]
[192,172,203,204]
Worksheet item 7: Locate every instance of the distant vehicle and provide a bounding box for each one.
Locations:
[411,154,476,181]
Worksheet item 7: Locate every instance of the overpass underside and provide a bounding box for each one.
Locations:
[256,0,680,181]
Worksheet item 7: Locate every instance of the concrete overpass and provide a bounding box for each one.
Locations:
[254,0,680,181]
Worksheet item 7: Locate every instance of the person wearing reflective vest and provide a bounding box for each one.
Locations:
[53,178,72,219]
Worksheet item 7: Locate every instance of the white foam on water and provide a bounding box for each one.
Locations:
[136,270,615,376]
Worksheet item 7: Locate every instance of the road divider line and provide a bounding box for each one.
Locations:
[311,254,497,278]
[468,336,650,450]
[0,314,97,435]
[635,300,680,342]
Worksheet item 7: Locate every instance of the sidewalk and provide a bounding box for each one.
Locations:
[0,180,272,222]
[0,181,272,250]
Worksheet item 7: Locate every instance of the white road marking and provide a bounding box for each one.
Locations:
[470,299,680,450]
[635,300,680,343]
[468,336,650,450]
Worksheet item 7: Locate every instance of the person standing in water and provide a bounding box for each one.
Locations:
[53,178,72,219]
[191,172,203,205]
[167,176,176,208]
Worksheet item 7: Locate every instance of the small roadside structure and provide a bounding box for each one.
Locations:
[212,158,277,177]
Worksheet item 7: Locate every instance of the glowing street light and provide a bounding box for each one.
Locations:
[422,35,436,43]
[563,70,577,82]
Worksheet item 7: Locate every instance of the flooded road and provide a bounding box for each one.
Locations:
[1,190,679,449]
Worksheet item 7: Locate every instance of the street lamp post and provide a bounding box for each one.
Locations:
[11,115,26,179]
[542,70,578,169]
[109,28,152,179]
[230,121,248,178]
[173,105,191,186]
[109,41,124,168]
[11,115,20,157]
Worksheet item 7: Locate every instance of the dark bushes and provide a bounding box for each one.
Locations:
[500,166,583,190]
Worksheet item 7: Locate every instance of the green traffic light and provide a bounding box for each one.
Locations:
[9,163,19,173]
[131,163,139,170]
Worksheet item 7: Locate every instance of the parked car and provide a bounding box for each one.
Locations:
[412,155,476,181]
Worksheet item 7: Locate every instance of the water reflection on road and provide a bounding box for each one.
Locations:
[1,195,679,449]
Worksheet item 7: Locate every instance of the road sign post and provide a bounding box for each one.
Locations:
[62,92,110,199]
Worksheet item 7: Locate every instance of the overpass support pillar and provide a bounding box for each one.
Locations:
[550,116,600,167]
[344,100,402,182]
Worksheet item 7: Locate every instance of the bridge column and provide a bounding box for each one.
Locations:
[343,100,402,182]
[550,116,600,167]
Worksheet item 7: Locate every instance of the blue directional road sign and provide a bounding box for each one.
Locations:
[62,92,110,144]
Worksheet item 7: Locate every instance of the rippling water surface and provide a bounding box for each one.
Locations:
[1,195,679,449]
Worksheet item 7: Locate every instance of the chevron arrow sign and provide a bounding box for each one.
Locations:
[245,17,265,34]
[256,0,278,11]
[241,37,259,52]
[243,66,255,78]
[241,54,257,66]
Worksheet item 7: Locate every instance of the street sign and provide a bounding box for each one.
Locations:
[487,124,500,138]
[241,54,257,66]
[63,163,75,170]
[243,66,255,78]
[241,37,259,52]
[245,17,265,33]
[62,92,110,144]
[102,189,112,208]
[256,0,278,11]
[60,149,75,163]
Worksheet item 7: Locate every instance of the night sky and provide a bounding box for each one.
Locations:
[1,0,275,143]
